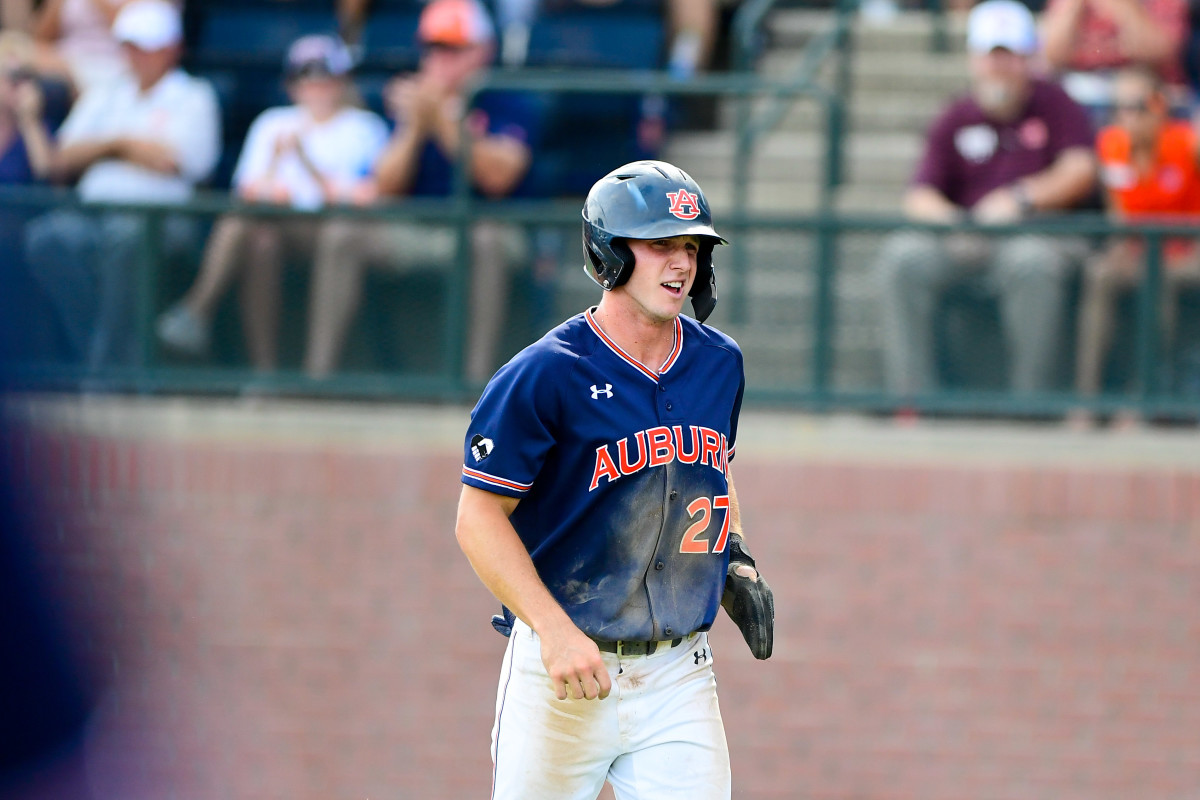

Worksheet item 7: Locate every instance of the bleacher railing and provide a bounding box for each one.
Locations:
[4,182,1200,421]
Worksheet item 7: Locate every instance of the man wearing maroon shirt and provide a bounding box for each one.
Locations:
[874,0,1097,397]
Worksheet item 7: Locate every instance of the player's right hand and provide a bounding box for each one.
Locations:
[538,624,612,702]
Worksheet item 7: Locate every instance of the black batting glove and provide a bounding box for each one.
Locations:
[721,533,774,660]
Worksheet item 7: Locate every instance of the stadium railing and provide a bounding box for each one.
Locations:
[3,181,1200,422]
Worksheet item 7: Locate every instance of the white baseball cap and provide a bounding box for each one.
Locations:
[967,0,1037,56]
[112,0,182,51]
[285,34,353,80]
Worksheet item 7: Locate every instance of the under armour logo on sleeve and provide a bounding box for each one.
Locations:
[590,384,614,399]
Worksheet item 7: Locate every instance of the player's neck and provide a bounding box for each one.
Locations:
[591,301,679,372]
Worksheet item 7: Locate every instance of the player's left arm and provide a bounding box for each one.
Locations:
[721,468,775,660]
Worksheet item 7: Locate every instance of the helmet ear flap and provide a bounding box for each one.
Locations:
[582,230,637,290]
[609,238,635,288]
[689,241,718,323]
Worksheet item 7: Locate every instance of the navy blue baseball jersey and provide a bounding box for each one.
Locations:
[462,308,745,643]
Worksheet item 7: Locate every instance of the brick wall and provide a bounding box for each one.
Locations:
[3,400,1198,800]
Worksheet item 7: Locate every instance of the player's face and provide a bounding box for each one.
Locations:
[620,235,700,324]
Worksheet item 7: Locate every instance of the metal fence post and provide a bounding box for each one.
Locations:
[448,115,475,390]
[136,208,163,380]
[810,213,837,405]
[1136,231,1164,406]
[928,0,949,53]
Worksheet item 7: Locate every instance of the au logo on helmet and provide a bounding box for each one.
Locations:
[666,189,701,220]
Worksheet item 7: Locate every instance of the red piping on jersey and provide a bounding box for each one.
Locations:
[585,309,683,382]
[659,319,683,374]
[462,465,534,493]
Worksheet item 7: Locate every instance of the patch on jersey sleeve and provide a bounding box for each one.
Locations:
[470,434,495,462]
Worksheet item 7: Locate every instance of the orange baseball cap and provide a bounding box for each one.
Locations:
[418,0,495,47]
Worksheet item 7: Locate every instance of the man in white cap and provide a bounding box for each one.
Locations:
[24,0,220,376]
[872,0,1097,401]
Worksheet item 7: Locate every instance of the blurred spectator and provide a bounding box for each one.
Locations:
[873,0,1097,398]
[0,425,97,800]
[268,0,374,45]
[30,0,147,94]
[1040,0,1188,109]
[1,31,58,365]
[303,0,537,383]
[156,34,387,371]
[23,0,220,374]
[337,0,371,45]
[1,0,35,31]
[665,0,717,80]
[493,0,717,78]
[1071,66,1200,427]
[0,31,54,187]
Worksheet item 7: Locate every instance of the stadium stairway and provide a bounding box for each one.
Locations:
[655,8,971,393]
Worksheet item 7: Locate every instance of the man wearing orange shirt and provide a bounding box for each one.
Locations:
[1072,66,1200,426]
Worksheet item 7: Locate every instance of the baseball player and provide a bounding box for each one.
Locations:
[456,160,774,800]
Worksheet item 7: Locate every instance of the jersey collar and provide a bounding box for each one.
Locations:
[584,308,683,383]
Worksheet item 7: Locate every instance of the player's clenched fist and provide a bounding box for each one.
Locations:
[539,625,612,701]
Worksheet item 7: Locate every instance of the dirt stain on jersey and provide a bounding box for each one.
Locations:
[559,574,611,605]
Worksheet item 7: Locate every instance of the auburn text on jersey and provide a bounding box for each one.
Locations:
[589,425,730,492]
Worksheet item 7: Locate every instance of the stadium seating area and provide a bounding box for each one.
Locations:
[180,0,673,194]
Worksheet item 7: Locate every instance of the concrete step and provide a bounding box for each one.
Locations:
[837,50,970,94]
[764,8,843,47]
[852,11,967,53]
[651,178,907,215]
[718,324,883,391]
[701,183,824,214]
[766,8,966,53]
[721,91,946,135]
[758,49,969,95]
[835,184,907,214]
[665,130,922,184]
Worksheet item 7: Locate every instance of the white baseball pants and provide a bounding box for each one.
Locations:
[490,618,731,800]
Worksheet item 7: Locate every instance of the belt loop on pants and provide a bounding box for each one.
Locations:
[590,636,686,657]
